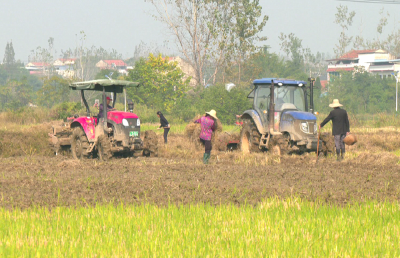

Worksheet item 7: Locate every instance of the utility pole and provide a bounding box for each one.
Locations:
[392,72,398,112]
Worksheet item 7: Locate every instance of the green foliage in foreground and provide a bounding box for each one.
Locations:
[1,200,399,257]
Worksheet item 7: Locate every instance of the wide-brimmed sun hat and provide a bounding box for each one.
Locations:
[205,109,218,119]
[329,99,343,108]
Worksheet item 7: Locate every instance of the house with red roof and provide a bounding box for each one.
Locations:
[96,60,127,70]
[96,60,128,75]
[326,49,399,81]
[25,62,51,75]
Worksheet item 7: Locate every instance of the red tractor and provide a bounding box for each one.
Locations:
[49,79,144,160]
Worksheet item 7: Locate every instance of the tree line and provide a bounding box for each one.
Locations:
[0,2,399,123]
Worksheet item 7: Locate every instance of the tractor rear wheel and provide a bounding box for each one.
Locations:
[71,127,90,159]
[240,120,261,154]
[98,135,112,161]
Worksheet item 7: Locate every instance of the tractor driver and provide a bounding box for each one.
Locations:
[274,92,286,110]
[94,96,115,122]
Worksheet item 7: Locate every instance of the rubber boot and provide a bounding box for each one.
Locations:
[203,153,210,164]
[336,149,341,162]
[206,153,211,164]
[341,150,345,160]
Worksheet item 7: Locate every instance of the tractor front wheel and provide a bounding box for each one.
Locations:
[97,135,112,161]
[240,120,261,154]
[271,134,290,156]
[71,127,89,159]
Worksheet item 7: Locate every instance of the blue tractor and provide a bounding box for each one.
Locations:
[239,78,326,155]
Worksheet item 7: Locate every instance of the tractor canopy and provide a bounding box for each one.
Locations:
[253,78,307,86]
[69,79,140,93]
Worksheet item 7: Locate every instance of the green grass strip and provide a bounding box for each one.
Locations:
[0,199,399,257]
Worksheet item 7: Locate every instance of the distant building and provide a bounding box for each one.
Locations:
[162,56,197,87]
[326,49,400,81]
[25,62,50,75]
[96,60,127,70]
[320,80,328,90]
[53,58,76,78]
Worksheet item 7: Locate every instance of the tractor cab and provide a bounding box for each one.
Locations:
[69,79,143,160]
[250,78,309,133]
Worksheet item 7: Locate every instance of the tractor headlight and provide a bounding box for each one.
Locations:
[122,119,129,127]
[300,122,308,133]
[137,119,140,126]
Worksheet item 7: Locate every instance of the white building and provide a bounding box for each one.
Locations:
[326,49,399,81]
[53,58,76,78]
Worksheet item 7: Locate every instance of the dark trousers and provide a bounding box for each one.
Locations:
[163,128,170,143]
[334,134,346,155]
[200,139,212,154]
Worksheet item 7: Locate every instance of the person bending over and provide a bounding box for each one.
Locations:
[194,109,218,164]
[157,111,170,144]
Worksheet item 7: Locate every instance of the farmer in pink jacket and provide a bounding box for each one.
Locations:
[194,109,218,164]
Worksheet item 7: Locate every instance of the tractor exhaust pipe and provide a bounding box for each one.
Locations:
[268,79,275,131]
[308,77,315,113]
[269,79,282,136]
[128,101,134,113]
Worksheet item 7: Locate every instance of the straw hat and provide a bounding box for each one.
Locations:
[206,109,218,119]
[329,99,343,108]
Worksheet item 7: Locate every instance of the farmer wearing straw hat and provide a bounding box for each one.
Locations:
[194,109,218,164]
[319,99,350,161]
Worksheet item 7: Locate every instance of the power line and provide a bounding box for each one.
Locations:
[337,0,400,4]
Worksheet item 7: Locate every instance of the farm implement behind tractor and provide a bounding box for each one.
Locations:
[48,79,153,160]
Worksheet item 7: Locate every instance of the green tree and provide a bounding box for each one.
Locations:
[279,33,304,67]
[327,70,395,114]
[146,0,267,85]
[125,53,190,112]
[95,69,119,80]
[279,33,327,78]
[313,77,323,112]
[197,84,252,124]
[211,0,268,83]
[37,76,70,108]
[242,49,308,83]
[171,84,252,124]
[334,5,355,58]
[0,77,37,111]
[3,41,15,67]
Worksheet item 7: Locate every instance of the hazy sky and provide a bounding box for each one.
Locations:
[1,0,400,62]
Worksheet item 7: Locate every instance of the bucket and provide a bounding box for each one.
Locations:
[343,134,357,145]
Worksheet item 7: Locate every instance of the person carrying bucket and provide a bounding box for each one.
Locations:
[319,99,350,161]
[194,109,218,164]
